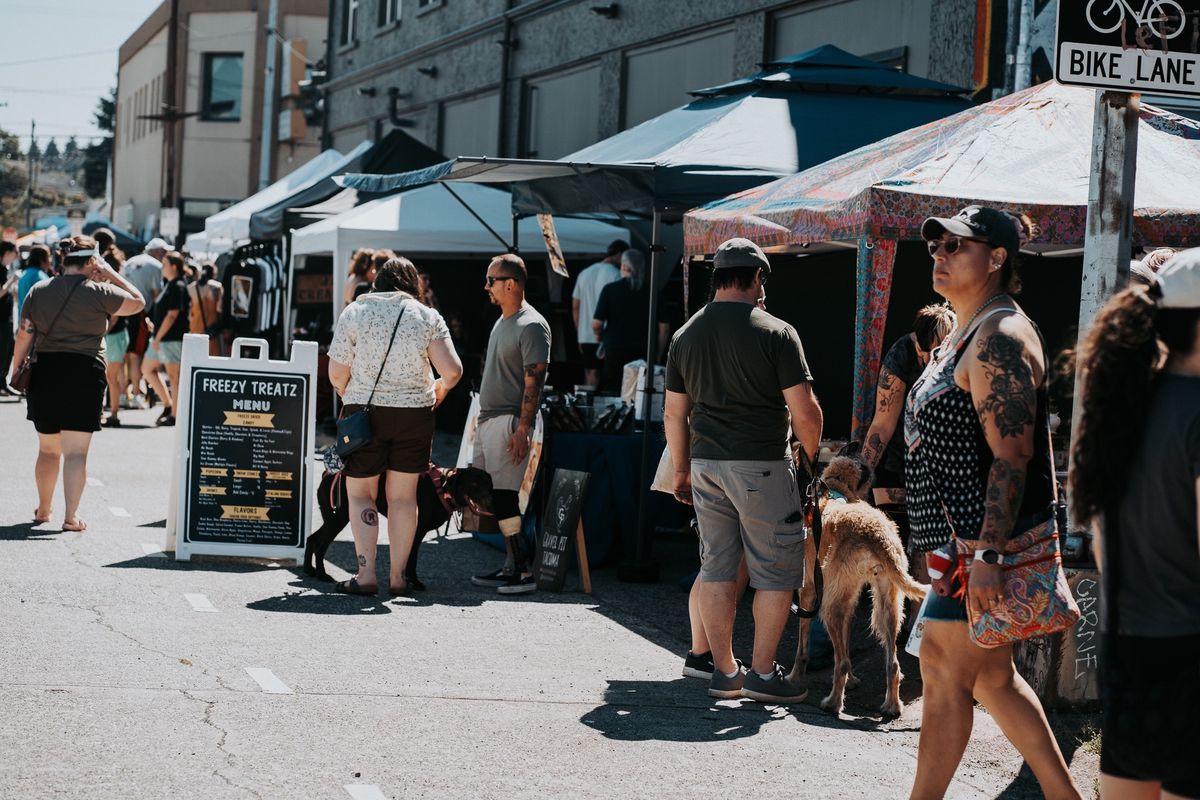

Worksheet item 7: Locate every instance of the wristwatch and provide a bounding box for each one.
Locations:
[974,548,1001,565]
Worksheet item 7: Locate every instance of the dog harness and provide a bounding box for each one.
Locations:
[425,463,456,517]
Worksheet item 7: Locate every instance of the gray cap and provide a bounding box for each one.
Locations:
[713,237,770,272]
[1155,248,1200,308]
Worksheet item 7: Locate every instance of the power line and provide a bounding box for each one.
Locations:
[0,46,120,69]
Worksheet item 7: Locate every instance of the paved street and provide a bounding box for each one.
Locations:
[0,397,1098,799]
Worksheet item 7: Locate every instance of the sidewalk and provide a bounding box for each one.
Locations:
[0,397,1099,799]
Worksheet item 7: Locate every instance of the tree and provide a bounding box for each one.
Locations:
[0,127,19,161]
[63,136,82,173]
[82,86,116,198]
[43,138,60,169]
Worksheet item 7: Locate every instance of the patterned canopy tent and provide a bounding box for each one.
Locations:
[683,81,1200,433]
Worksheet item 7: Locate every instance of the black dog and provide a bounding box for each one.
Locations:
[304,465,493,589]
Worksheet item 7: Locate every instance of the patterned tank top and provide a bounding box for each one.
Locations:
[904,307,1054,553]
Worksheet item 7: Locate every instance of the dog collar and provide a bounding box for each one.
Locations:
[827,489,848,504]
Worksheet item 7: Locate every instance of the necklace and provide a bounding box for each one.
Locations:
[942,293,1010,356]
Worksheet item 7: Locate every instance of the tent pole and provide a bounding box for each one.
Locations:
[512,213,519,254]
[439,182,513,251]
[624,209,662,583]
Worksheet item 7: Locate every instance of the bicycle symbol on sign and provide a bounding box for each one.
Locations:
[1086,0,1187,40]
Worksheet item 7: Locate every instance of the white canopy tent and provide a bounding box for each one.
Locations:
[202,145,366,246]
[290,181,627,318]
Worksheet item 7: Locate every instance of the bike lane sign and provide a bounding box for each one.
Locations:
[1056,0,1200,97]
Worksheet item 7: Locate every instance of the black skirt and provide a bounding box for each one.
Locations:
[26,351,107,434]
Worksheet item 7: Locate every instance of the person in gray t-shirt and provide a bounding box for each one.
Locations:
[469,253,551,596]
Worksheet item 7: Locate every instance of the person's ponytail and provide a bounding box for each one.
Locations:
[1069,286,1159,525]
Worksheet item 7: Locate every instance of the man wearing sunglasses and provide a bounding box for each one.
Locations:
[664,238,823,703]
[470,254,552,595]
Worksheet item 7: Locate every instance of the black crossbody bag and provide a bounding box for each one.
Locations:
[335,300,407,457]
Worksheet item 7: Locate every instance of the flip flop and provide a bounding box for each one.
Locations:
[62,518,87,532]
[334,577,377,595]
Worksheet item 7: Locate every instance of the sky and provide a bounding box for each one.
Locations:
[0,0,164,150]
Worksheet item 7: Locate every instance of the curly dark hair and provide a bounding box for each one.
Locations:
[1070,285,1200,525]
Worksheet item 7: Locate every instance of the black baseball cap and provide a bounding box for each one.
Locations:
[713,237,771,273]
[922,205,1021,258]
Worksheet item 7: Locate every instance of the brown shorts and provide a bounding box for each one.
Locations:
[340,405,435,477]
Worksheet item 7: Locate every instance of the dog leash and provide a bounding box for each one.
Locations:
[794,477,826,619]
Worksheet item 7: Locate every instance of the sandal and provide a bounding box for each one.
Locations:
[334,577,377,595]
[33,510,51,524]
[103,416,122,428]
[62,518,87,532]
[388,581,412,597]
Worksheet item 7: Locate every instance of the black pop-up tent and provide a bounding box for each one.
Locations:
[248,129,445,241]
[339,45,974,578]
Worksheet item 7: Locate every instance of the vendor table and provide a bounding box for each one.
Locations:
[544,428,686,566]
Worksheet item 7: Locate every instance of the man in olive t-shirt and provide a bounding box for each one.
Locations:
[664,238,823,704]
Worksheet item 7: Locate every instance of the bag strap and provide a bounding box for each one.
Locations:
[364,298,408,409]
[34,277,85,347]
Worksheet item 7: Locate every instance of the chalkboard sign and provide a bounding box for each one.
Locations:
[536,469,590,592]
[185,368,308,547]
[170,335,316,562]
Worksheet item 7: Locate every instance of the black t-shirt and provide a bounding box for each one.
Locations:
[666,301,812,461]
[593,278,650,358]
[1107,374,1200,636]
[153,278,191,341]
[878,334,923,481]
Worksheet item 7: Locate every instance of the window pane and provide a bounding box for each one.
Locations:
[525,65,601,158]
[204,54,243,121]
[623,30,735,128]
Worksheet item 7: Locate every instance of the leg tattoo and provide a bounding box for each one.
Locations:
[358,554,367,567]
[360,508,379,526]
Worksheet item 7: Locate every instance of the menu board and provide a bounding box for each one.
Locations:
[536,469,589,592]
[184,368,309,547]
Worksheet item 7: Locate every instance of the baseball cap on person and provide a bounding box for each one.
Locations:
[145,237,170,252]
[921,205,1021,259]
[1154,248,1200,308]
[713,237,771,273]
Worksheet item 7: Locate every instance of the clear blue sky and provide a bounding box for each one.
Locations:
[0,0,164,150]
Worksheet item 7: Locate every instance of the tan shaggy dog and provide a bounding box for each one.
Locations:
[787,456,928,718]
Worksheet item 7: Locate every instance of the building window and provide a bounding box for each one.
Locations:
[201,53,243,121]
[340,0,359,45]
[378,0,399,27]
[416,0,443,15]
[623,29,736,129]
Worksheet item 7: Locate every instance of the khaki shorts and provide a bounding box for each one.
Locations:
[691,458,807,591]
[471,414,531,492]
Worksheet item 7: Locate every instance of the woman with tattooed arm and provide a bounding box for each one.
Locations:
[859,304,954,550]
[905,206,1081,799]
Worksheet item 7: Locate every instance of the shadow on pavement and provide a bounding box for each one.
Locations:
[994,712,1095,799]
[137,519,167,528]
[0,523,62,541]
[104,555,288,573]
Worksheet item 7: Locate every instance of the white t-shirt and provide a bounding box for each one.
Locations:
[327,292,451,408]
[123,253,164,301]
[572,260,621,344]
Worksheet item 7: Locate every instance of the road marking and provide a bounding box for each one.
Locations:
[87,477,104,487]
[344,786,387,800]
[185,593,218,613]
[141,543,167,558]
[109,506,131,518]
[245,668,292,694]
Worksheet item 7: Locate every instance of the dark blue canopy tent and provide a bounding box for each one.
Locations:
[339,45,974,579]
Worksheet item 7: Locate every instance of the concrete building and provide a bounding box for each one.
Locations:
[322,0,998,162]
[114,0,328,241]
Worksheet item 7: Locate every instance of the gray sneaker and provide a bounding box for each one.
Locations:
[741,664,808,703]
[707,665,745,699]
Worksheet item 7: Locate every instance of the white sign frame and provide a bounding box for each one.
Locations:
[168,334,318,562]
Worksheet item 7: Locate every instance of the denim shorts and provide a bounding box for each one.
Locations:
[145,339,183,365]
[923,590,968,622]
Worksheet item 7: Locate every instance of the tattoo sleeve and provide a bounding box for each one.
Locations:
[862,431,885,471]
[974,333,1036,439]
[519,363,548,430]
[980,457,1025,548]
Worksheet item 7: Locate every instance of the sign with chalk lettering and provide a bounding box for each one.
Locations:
[535,469,591,593]
[1056,0,1200,97]
[170,335,317,561]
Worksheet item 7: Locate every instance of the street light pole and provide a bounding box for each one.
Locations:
[258,0,279,190]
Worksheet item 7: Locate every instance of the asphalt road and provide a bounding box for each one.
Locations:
[0,397,1099,799]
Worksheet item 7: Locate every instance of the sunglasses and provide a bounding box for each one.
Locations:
[485,275,515,287]
[926,236,988,257]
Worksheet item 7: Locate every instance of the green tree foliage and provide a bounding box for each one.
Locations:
[82,86,116,198]
[0,128,20,161]
[42,138,60,169]
[63,136,81,172]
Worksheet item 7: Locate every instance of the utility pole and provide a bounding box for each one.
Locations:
[258,0,279,190]
[162,0,180,213]
[1015,0,1034,91]
[24,120,34,228]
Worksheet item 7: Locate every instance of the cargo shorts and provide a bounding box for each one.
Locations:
[690,458,807,591]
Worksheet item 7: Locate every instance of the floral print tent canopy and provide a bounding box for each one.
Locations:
[683,82,1200,434]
